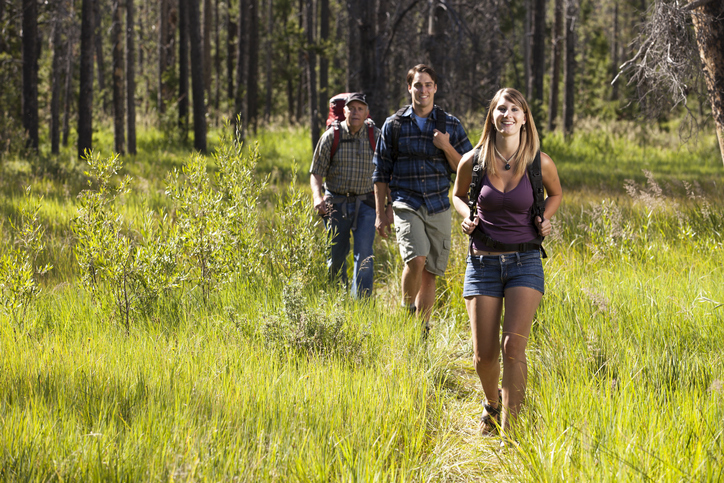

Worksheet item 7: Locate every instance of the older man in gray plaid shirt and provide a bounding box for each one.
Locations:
[310,93,382,298]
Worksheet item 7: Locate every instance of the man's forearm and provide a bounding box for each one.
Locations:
[310,174,325,200]
[443,145,463,172]
[374,182,389,214]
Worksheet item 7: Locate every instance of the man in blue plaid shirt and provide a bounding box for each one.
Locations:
[373,64,472,325]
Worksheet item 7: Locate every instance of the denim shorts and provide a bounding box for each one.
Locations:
[462,250,545,298]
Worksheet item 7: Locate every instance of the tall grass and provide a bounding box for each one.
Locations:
[1,122,723,481]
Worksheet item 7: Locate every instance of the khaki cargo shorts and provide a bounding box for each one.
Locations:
[393,202,452,277]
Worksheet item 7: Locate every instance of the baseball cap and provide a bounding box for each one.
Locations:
[345,92,368,106]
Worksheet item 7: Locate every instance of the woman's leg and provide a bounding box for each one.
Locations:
[466,295,503,424]
[499,286,543,436]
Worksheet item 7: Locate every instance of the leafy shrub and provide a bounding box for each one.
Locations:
[265,164,329,285]
[165,124,267,302]
[73,152,183,329]
[0,187,52,328]
[262,277,367,363]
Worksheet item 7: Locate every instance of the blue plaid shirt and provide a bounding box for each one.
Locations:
[372,106,472,214]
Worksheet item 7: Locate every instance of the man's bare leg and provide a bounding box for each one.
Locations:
[401,256,425,312]
[415,269,436,322]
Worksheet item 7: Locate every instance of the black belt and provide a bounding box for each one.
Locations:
[470,226,547,258]
[326,191,374,231]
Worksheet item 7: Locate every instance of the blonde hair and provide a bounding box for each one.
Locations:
[474,88,540,177]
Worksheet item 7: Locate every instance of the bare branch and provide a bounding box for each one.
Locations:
[382,0,421,61]
[613,1,703,118]
[681,0,716,13]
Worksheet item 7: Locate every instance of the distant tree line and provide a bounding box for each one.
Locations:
[1,0,722,161]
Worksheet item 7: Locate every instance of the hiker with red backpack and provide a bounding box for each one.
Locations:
[310,92,381,298]
[372,64,473,327]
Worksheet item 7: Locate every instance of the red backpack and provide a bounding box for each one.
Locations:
[326,93,377,160]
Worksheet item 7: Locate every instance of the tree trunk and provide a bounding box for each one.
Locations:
[179,0,189,133]
[138,0,147,112]
[94,0,107,113]
[347,0,361,91]
[112,0,125,154]
[127,0,137,154]
[235,0,246,125]
[690,0,724,165]
[63,8,75,148]
[425,0,447,103]
[305,0,318,148]
[203,0,212,95]
[158,0,176,112]
[610,0,619,101]
[188,0,207,151]
[214,0,220,112]
[318,0,328,123]
[158,0,167,112]
[562,0,577,137]
[226,0,235,100]
[283,4,293,121]
[264,0,273,123]
[78,0,95,157]
[361,2,374,95]
[548,0,563,131]
[372,0,388,125]
[0,0,5,54]
[531,0,546,128]
[22,0,39,150]
[246,0,258,132]
[524,0,532,99]
[295,0,304,123]
[50,1,63,154]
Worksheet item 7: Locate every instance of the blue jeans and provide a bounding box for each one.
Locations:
[325,199,375,298]
[462,250,545,298]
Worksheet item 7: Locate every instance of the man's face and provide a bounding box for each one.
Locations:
[408,72,437,111]
[344,101,369,133]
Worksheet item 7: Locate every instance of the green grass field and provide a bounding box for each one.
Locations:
[1,122,723,481]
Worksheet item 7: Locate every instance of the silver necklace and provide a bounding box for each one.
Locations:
[494,145,518,171]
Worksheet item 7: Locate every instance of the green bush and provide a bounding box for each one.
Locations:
[262,277,368,363]
[0,187,52,329]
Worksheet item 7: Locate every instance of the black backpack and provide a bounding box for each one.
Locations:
[390,105,447,161]
[467,147,547,257]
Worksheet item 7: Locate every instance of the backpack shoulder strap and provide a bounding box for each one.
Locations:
[391,106,409,161]
[434,106,446,134]
[467,147,484,220]
[527,150,545,222]
[365,118,376,152]
[468,149,548,258]
[329,120,341,160]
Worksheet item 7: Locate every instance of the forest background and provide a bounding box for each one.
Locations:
[1,0,724,481]
[2,0,724,160]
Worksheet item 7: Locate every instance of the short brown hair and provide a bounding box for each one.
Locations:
[406,64,438,86]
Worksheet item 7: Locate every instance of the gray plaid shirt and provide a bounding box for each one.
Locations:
[310,121,380,195]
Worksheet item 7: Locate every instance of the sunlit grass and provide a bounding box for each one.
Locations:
[1,121,723,480]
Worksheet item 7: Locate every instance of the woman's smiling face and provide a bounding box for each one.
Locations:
[493,97,526,137]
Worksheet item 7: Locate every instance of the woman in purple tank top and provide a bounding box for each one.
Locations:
[452,88,563,444]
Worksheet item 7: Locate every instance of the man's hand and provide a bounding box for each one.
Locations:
[376,212,392,238]
[313,194,328,216]
[310,174,328,216]
[432,129,451,150]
